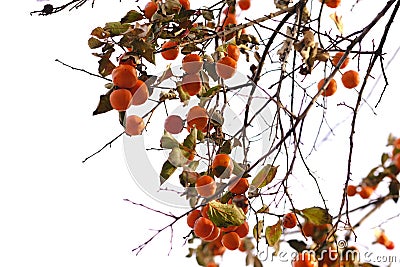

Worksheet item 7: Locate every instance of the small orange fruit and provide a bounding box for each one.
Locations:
[216,56,237,80]
[302,221,315,237]
[222,232,241,250]
[226,44,240,61]
[220,225,238,233]
[203,225,221,242]
[112,64,138,89]
[182,73,202,96]
[144,1,158,19]
[187,209,202,228]
[346,185,358,197]
[179,0,190,10]
[182,53,203,74]
[331,51,349,69]
[161,41,180,60]
[376,232,389,245]
[385,240,395,250]
[235,221,249,238]
[201,204,210,219]
[130,80,149,106]
[164,115,184,134]
[322,0,341,8]
[283,212,297,229]
[222,13,237,29]
[393,153,400,169]
[125,115,145,136]
[187,105,209,132]
[238,240,246,252]
[195,175,217,197]
[229,178,249,194]
[212,154,233,178]
[341,70,360,89]
[318,78,337,97]
[358,185,374,199]
[206,262,218,267]
[110,89,132,111]
[238,0,251,10]
[193,217,215,238]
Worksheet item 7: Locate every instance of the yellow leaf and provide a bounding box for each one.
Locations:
[330,12,344,35]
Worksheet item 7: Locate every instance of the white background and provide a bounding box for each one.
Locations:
[1,0,400,266]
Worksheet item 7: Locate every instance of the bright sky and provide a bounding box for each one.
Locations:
[1,0,400,266]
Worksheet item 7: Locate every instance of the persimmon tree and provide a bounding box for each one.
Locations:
[32,0,400,266]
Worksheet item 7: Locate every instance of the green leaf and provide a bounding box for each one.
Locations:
[183,127,197,150]
[88,37,104,49]
[160,131,180,149]
[207,200,246,228]
[253,220,264,242]
[104,22,130,37]
[197,129,205,142]
[93,89,113,115]
[381,153,389,165]
[265,220,282,246]
[389,179,400,203]
[168,147,188,167]
[251,165,279,189]
[232,160,246,177]
[301,207,332,225]
[188,160,199,171]
[287,239,307,253]
[120,10,144,24]
[160,160,177,185]
[202,85,221,98]
[220,191,233,204]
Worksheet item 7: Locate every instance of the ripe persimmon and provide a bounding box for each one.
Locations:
[216,56,237,80]
[226,44,240,61]
[302,221,315,237]
[221,232,241,250]
[331,51,349,69]
[212,154,233,178]
[238,0,251,10]
[341,70,360,89]
[220,225,238,233]
[201,204,210,219]
[125,115,145,136]
[182,53,203,74]
[393,153,400,169]
[112,64,138,89]
[322,0,341,8]
[182,73,202,96]
[144,1,158,19]
[164,115,184,134]
[238,240,246,252]
[359,185,374,199]
[187,105,209,132]
[223,6,236,15]
[203,225,221,242]
[346,185,358,197]
[229,178,249,195]
[376,232,389,245]
[195,175,217,197]
[187,209,202,228]
[194,217,215,238]
[385,241,395,250]
[317,78,337,97]
[130,80,149,106]
[235,221,249,238]
[283,212,297,229]
[222,13,237,29]
[161,41,180,60]
[110,89,132,111]
[179,0,190,10]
